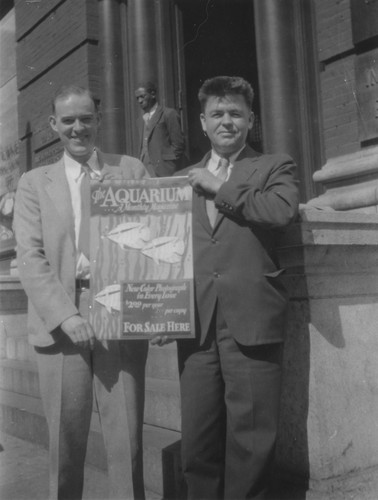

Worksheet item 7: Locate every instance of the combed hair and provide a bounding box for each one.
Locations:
[51,85,99,113]
[137,81,157,94]
[198,76,254,112]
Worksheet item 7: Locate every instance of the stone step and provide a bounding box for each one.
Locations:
[0,388,182,496]
[145,377,181,432]
[0,357,181,431]
[0,358,39,398]
[0,313,34,362]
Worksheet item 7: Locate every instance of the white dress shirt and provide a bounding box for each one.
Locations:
[206,146,246,180]
[143,102,158,124]
[64,150,101,278]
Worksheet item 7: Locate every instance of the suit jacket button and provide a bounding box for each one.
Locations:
[213,272,220,278]
[211,238,217,244]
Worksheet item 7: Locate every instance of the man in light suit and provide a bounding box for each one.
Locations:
[177,76,299,499]
[14,86,148,500]
[135,81,186,177]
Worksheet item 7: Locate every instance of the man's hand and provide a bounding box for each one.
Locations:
[188,168,224,195]
[150,335,174,347]
[61,315,95,349]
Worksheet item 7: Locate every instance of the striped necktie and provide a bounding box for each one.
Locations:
[206,157,230,227]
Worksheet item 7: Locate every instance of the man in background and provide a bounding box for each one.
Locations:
[14,85,148,500]
[135,81,186,177]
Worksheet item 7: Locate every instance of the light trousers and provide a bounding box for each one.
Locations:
[35,289,148,500]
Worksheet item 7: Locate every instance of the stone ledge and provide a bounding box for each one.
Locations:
[313,147,378,183]
[279,210,378,248]
[307,146,378,211]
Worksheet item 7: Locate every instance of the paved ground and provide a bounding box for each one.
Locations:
[0,432,160,500]
[2,432,377,500]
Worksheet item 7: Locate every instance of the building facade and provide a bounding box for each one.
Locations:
[1,0,377,498]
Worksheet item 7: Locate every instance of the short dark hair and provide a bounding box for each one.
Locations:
[137,81,157,94]
[198,76,254,112]
[51,85,99,114]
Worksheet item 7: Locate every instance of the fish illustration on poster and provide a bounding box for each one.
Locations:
[89,176,195,340]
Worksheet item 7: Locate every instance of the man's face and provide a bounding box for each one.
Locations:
[49,93,100,163]
[135,87,156,112]
[200,94,254,156]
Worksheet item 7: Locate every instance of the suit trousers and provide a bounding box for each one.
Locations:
[178,306,282,500]
[35,289,148,500]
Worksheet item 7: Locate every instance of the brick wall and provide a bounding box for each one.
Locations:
[320,56,360,158]
[315,0,353,61]
[15,0,100,170]
[315,0,359,160]
[314,0,378,161]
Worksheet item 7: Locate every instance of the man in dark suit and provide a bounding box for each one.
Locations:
[177,76,299,499]
[14,85,149,500]
[135,81,186,177]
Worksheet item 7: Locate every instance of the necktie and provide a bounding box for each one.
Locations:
[206,157,230,227]
[78,164,90,259]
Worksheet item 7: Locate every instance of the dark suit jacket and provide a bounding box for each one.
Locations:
[137,105,186,177]
[180,145,299,346]
[14,150,148,347]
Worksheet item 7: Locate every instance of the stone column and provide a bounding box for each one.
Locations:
[253,0,322,201]
[253,0,301,157]
[98,0,126,153]
[273,210,378,499]
[127,0,159,89]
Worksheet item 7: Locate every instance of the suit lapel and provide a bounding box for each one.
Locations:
[228,145,260,181]
[45,160,75,244]
[97,150,109,175]
[137,117,144,153]
[213,146,260,230]
[146,106,163,137]
[97,150,122,179]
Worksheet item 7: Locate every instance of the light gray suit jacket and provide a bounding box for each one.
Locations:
[14,150,148,347]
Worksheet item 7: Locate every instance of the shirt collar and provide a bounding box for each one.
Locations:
[64,149,100,181]
[143,102,158,121]
[149,102,158,117]
[210,145,245,166]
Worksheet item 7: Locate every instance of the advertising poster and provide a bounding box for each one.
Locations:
[89,176,195,340]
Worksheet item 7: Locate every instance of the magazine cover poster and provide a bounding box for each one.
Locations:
[89,176,194,340]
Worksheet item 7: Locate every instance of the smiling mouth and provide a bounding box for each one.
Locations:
[71,137,87,142]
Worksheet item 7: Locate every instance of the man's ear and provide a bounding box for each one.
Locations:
[200,113,206,132]
[249,111,255,130]
[49,115,57,132]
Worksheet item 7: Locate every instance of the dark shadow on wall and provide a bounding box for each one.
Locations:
[269,214,378,499]
[162,439,187,500]
[268,296,311,500]
[25,122,32,172]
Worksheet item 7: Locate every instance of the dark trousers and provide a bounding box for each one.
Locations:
[178,307,282,500]
[35,289,148,500]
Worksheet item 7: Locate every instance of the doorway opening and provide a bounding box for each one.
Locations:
[176,0,261,162]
